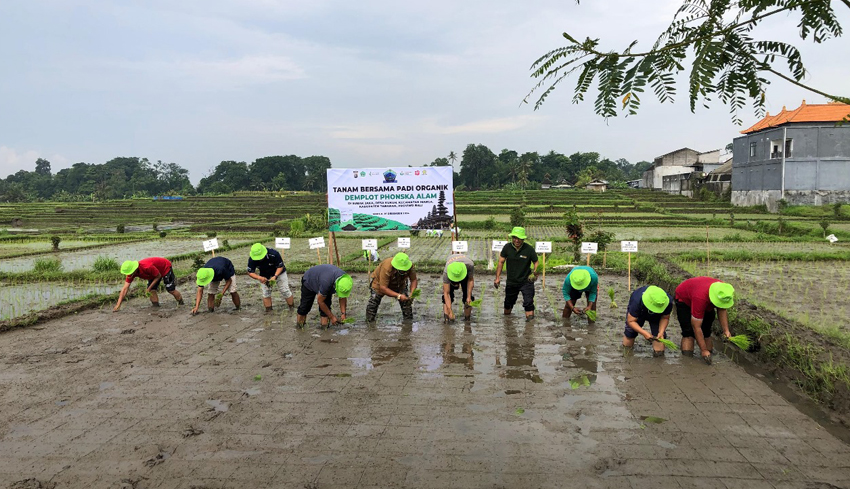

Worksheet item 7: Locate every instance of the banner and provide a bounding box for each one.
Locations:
[327,167,454,232]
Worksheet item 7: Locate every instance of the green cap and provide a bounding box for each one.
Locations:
[335,274,353,298]
[569,268,591,290]
[391,252,413,271]
[709,282,735,309]
[196,267,215,287]
[509,227,527,240]
[641,285,670,314]
[250,243,268,261]
[446,261,468,283]
[120,260,139,276]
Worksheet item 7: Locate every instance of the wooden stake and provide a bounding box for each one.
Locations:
[603,251,607,268]
[316,247,322,266]
[586,253,590,267]
[542,253,546,287]
[706,225,710,275]
[627,252,631,291]
[332,232,341,266]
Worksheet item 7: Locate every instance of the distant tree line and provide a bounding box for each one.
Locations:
[0,145,649,202]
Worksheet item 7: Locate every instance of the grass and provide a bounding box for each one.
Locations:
[33,258,63,273]
[92,255,119,273]
[728,335,752,350]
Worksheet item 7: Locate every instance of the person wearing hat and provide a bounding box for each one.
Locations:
[442,254,475,321]
[296,264,353,328]
[191,256,241,315]
[622,285,674,356]
[246,243,294,312]
[494,227,539,320]
[114,257,183,311]
[674,277,735,364]
[366,252,419,322]
[561,265,599,320]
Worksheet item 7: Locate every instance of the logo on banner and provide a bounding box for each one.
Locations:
[360,171,366,177]
[383,169,397,183]
[352,171,359,178]
[415,170,420,176]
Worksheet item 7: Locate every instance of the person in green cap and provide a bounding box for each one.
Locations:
[246,243,293,312]
[442,254,475,321]
[296,264,352,328]
[561,265,599,320]
[494,227,539,321]
[191,256,241,315]
[622,285,674,356]
[367,252,418,322]
[674,277,735,365]
[114,257,183,311]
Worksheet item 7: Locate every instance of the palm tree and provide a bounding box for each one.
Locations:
[448,151,457,168]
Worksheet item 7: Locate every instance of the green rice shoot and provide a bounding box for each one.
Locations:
[586,310,597,321]
[469,299,482,308]
[729,334,752,350]
[214,293,223,307]
[608,287,617,308]
[341,317,356,324]
[410,289,421,299]
[655,338,679,350]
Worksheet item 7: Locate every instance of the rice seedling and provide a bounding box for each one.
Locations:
[253,374,262,381]
[608,287,617,308]
[654,338,679,350]
[410,288,421,299]
[728,335,752,350]
[92,255,119,273]
[586,310,597,322]
[341,317,356,324]
[33,258,63,274]
[214,293,223,307]
[469,299,482,308]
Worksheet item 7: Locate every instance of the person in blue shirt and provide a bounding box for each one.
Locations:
[622,285,674,356]
[561,266,598,320]
[296,264,353,328]
[247,243,294,312]
[192,256,240,315]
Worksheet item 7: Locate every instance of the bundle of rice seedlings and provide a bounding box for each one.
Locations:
[728,335,752,350]
[214,293,223,307]
[608,287,617,308]
[654,338,679,351]
[586,310,597,321]
[469,299,482,308]
[341,317,356,324]
[410,289,421,299]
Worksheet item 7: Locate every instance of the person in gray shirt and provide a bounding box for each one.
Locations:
[442,255,475,321]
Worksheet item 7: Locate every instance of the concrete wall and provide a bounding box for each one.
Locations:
[732,124,850,210]
[643,165,695,190]
[654,148,699,167]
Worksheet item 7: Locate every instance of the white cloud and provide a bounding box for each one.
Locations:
[0,147,42,175]
[424,115,544,135]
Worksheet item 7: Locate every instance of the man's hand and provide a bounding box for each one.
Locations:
[397,294,409,302]
[191,307,199,316]
[574,306,585,314]
[528,273,536,282]
[465,298,472,307]
[329,315,340,325]
[260,277,268,285]
[113,305,120,312]
[701,350,712,358]
[340,312,346,322]
[493,278,501,289]
[447,310,455,321]
[642,332,654,341]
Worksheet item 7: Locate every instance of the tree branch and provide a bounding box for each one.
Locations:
[765,68,850,103]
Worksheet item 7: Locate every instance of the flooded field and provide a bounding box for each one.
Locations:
[1,272,848,487]
[0,282,123,320]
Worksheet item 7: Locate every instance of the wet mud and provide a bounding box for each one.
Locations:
[1,273,849,488]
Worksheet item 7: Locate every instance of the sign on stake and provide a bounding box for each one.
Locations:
[452,241,468,253]
[309,237,326,265]
[621,241,639,291]
[581,242,597,266]
[203,238,219,257]
[397,237,411,249]
[535,241,552,286]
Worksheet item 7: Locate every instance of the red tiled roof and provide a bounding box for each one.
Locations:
[740,100,850,134]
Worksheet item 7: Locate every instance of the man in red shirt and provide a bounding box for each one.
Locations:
[114,257,184,311]
[674,276,735,364]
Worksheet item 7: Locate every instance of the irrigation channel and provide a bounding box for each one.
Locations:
[1,273,849,487]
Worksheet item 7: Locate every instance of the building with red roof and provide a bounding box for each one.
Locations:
[731,100,850,211]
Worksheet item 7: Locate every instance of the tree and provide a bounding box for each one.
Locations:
[35,158,51,176]
[198,161,251,194]
[448,151,458,167]
[459,144,496,190]
[526,0,849,124]
[429,157,450,166]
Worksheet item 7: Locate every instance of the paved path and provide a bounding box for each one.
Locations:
[1,274,848,488]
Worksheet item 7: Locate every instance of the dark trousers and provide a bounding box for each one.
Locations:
[297,279,332,317]
[504,281,535,312]
[442,280,474,305]
[676,300,715,339]
[366,283,413,321]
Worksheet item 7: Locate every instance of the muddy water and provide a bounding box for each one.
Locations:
[1,273,849,487]
[0,282,122,320]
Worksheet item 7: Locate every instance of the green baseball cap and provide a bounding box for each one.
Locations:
[709,282,735,309]
[447,261,468,283]
[196,267,215,287]
[509,227,527,240]
[569,268,591,290]
[391,252,413,271]
[335,274,353,298]
[250,243,268,261]
[120,260,139,276]
[642,285,670,314]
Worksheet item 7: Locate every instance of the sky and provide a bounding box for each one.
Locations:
[1,0,848,183]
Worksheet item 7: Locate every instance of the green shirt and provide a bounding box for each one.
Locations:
[500,242,538,286]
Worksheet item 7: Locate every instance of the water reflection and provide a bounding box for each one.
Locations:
[501,317,541,382]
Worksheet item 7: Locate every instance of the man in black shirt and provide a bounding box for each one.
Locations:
[193,256,240,314]
[494,227,539,321]
[247,243,294,312]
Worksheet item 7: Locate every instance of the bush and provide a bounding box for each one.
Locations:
[820,220,830,237]
[483,216,497,230]
[92,256,119,273]
[50,236,61,251]
[159,231,167,238]
[206,231,217,238]
[33,258,63,273]
[289,219,305,237]
[585,228,615,251]
[152,222,159,232]
[303,213,326,232]
[509,207,525,227]
[116,224,125,233]
[191,254,206,271]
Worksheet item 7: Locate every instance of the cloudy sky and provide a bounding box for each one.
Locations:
[1,0,847,182]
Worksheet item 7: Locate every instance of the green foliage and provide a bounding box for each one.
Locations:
[483,216,497,230]
[50,235,61,251]
[206,231,217,238]
[302,213,326,232]
[33,258,63,273]
[116,223,125,234]
[191,254,206,272]
[585,228,615,251]
[92,256,119,273]
[152,222,159,232]
[159,231,167,238]
[509,207,526,227]
[819,219,830,237]
[289,219,305,237]
[526,0,849,123]
[834,202,843,218]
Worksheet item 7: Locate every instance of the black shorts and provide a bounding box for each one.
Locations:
[442,280,474,305]
[149,270,177,292]
[623,316,667,339]
[568,284,598,303]
[297,278,332,317]
[676,300,715,339]
[504,281,535,312]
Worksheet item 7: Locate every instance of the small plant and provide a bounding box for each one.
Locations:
[410,289,422,299]
[152,222,159,232]
[834,202,843,218]
[222,239,230,249]
[608,287,617,308]
[729,212,735,226]
[289,219,305,237]
[654,338,679,350]
[253,374,262,381]
[509,207,525,227]
[116,224,125,234]
[728,335,752,350]
[586,310,597,321]
[214,293,223,307]
[33,258,63,273]
[819,219,830,237]
[483,216,497,230]
[92,256,119,273]
[206,231,217,238]
[50,235,61,251]
[341,318,356,324]
[191,254,205,271]
[469,299,483,308]
[159,231,167,238]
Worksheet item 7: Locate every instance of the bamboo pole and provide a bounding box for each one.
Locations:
[542,253,546,287]
[332,232,341,266]
[627,252,631,291]
[316,247,321,266]
[706,225,710,275]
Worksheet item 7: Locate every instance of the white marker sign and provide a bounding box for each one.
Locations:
[202,238,219,252]
[362,239,378,251]
[535,241,552,253]
[309,237,325,249]
[397,237,411,249]
[581,242,598,254]
[491,240,508,251]
[827,234,839,243]
[452,241,468,253]
[275,237,291,249]
[621,240,639,253]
